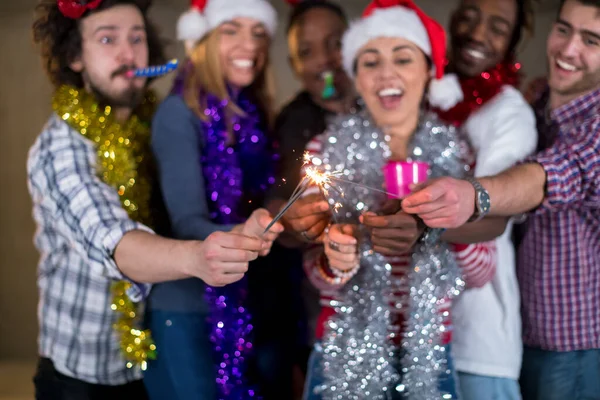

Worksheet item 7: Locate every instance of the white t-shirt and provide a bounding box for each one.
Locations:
[451,85,537,379]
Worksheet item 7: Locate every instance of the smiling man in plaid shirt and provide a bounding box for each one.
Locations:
[401,0,600,399]
[28,1,282,398]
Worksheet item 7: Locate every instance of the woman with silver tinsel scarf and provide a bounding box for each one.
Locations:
[291,1,500,399]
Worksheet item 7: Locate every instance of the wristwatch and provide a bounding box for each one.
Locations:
[465,177,491,223]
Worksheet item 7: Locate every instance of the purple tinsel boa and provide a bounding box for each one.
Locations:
[172,70,276,399]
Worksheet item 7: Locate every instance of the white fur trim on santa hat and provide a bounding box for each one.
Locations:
[342,7,431,78]
[177,8,209,41]
[205,0,277,35]
[428,73,463,110]
[177,0,277,44]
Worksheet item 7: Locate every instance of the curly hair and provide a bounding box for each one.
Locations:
[32,0,166,88]
[286,0,347,35]
[560,0,600,8]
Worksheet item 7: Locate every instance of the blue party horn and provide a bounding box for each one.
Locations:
[127,59,179,78]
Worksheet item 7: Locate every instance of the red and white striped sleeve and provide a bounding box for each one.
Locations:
[303,244,347,291]
[304,134,324,158]
[450,242,497,288]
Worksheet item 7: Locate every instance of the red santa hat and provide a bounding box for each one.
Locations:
[342,0,463,111]
[177,0,278,43]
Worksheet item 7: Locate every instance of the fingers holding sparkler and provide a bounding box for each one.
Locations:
[238,208,283,257]
[262,152,346,238]
[261,179,312,235]
[282,193,330,243]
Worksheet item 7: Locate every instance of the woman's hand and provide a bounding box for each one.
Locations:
[325,224,359,272]
[281,193,330,243]
[361,200,424,256]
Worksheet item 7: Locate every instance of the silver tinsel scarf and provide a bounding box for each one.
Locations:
[311,109,472,400]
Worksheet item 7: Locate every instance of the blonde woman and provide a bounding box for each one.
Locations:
[144,1,280,399]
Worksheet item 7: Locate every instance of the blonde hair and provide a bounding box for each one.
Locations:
[182,29,276,128]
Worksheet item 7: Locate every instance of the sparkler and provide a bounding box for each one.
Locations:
[262,166,341,234]
[262,153,341,234]
[262,152,397,234]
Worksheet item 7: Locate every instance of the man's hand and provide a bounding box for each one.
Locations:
[281,193,330,243]
[238,208,284,256]
[325,224,359,272]
[361,200,424,256]
[401,177,476,228]
[189,231,267,287]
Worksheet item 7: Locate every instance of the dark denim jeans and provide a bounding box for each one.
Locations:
[34,358,147,400]
[143,310,216,400]
[143,309,294,400]
[520,346,600,400]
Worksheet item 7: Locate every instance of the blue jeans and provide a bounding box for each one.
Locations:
[303,343,460,399]
[520,346,600,400]
[458,372,520,400]
[143,310,216,400]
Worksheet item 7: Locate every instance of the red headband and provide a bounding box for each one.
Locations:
[57,0,103,19]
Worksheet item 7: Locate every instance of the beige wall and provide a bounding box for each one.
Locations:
[0,0,558,360]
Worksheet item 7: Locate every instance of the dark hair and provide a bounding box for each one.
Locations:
[32,0,166,88]
[286,0,347,35]
[559,0,600,11]
[506,0,536,58]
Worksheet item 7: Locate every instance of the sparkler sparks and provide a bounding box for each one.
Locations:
[262,152,390,235]
[262,154,343,234]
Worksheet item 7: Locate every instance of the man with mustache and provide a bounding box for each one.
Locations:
[29,1,282,398]
[404,0,600,398]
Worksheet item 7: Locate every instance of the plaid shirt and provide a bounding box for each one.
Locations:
[517,87,600,351]
[27,114,152,384]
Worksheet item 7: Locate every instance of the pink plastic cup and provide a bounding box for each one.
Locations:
[382,161,430,199]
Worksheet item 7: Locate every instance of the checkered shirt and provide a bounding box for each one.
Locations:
[518,87,600,351]
[27,114,152,384]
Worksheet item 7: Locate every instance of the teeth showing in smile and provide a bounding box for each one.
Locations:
[556,59,577,71]
[232,59,253,68]
[466,48,485,59]
[378,88,403,97]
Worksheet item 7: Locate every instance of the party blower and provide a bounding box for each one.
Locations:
[321,71,336,99]
[126,59,179,78]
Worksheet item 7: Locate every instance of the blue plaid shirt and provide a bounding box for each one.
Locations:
[27,114,152,385]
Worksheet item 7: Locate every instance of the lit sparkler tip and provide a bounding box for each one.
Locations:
[305,167,333,186]
[303,151,312,166]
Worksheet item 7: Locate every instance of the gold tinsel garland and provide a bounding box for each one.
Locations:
[53,85,157,370]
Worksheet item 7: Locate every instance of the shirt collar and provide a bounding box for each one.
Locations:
[551,86,600,125]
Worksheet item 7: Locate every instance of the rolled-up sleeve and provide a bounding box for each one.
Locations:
[27,117,152,301]
[525,120,600,213]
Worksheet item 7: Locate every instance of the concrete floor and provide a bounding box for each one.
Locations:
[0,361,35,400]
